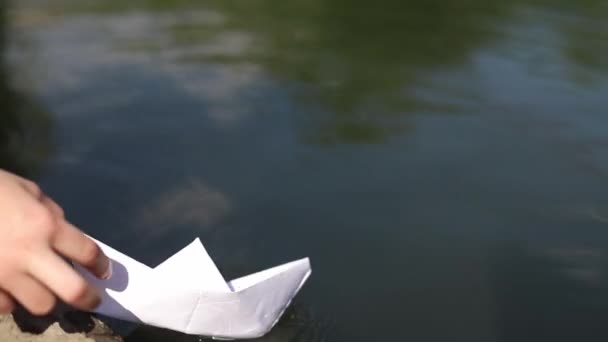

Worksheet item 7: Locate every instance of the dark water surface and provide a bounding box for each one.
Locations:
[3,0,608,341]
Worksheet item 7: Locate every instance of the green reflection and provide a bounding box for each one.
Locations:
[132,0,518,144]
[18,0,608,145]
[0,1,52,176]
[553,1,608,84]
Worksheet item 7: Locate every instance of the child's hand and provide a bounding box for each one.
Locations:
[0,169,111,315]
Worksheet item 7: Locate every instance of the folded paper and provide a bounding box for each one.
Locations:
[74,236,311,339]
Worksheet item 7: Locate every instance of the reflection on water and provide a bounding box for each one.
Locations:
[135,180,230,229]
[490,244,608,341]
[13,0,608,145]
[0,1,52,176]
[5,0,608,341]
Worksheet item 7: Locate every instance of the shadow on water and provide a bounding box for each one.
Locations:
[0,0,52,176]
[125,303,331,342]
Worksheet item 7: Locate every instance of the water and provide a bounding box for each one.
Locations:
[2,0,608,341]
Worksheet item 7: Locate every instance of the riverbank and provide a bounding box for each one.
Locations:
[0,306,122,342]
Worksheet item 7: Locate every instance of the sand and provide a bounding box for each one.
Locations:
[0,306,122,342]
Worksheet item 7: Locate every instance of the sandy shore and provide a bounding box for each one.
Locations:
[0,306,122,342]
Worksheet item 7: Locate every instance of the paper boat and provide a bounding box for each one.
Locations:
[75,236,311,339]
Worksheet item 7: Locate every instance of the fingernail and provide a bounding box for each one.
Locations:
[101,259,113,280]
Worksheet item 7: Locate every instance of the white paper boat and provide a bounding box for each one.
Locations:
[75,236,311,339]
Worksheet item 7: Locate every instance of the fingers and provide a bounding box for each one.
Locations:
[3,275,55,316]
[25,182,111,280]
[16,178,43,200]
[25,250,101,311]
[40,196,64,219]
[51,222,111,280]
[16,177,63,219]
[2,175,108,312]
[0,290,15,314]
